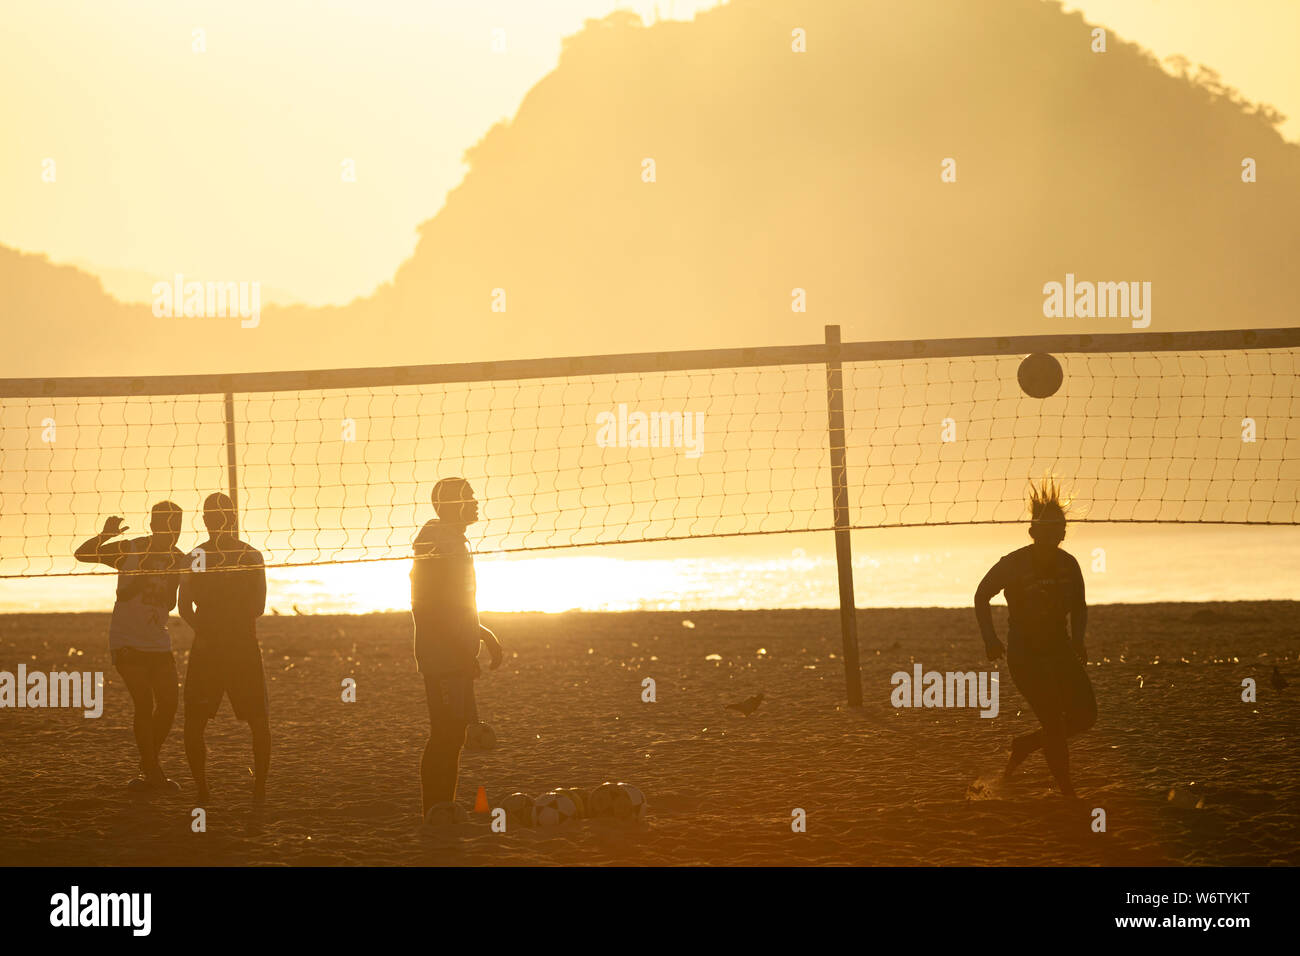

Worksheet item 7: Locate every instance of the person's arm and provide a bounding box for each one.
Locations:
[253,567,266,621]
[160,550,183,613]
[410,523,436,616]
[1069,557,1088,660]
[412,522,436,558]
[253,560,267,619]
[73,516,129,568]
[480,624,503,670]
[177,573,198,630]
[974,558,1009,660]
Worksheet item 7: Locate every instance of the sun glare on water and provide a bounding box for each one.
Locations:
[274,555,699,615]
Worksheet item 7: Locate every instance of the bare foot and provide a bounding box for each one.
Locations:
[1003,737,1033,778]
[129,774,180,793]
[140,765,181,793]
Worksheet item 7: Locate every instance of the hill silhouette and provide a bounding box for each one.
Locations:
[3,0,1297,380]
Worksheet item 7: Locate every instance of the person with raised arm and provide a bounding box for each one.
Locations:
[75,501,187,792]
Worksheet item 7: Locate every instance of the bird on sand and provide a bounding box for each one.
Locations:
[1271,666,1288,690]
[726,692,765,717]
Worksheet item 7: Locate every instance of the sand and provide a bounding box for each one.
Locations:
[0,603,1296,866]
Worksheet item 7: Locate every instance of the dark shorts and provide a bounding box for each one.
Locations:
[423,671,475,745]
[1008,638,1095,732]
[112,646,176,677]
[184,638,268,723]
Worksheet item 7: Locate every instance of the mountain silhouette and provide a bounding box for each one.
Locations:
[3,0,1296,380]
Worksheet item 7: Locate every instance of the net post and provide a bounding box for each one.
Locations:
[223,392,240,533]
[824,325,862,707]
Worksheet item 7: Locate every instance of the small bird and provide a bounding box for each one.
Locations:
[1271,666,1288,690]
[726,692,765,717]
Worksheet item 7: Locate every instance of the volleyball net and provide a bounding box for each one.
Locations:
[1,327,1296,578]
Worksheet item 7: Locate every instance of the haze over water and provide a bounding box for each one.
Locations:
[6,523,1294,616]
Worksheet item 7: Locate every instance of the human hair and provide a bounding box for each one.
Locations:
[431,477,473,518]
[150,500,182,534]
[203,491,236,532]
[1027,476,1068,543]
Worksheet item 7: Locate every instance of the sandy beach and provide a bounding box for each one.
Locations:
[1,602,1296,866]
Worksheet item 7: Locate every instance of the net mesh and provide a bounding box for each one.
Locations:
[1,344,1296,579]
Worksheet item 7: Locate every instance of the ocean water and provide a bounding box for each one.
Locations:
[3,523,1295,615]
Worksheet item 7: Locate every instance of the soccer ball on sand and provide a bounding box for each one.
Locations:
[531,791,579,827]
[587,781,648,822]
[499,792,534,828]
[560,787,589,818]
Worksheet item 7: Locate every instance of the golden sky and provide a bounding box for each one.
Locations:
[3,0,1296,308]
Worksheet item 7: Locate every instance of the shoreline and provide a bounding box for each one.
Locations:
[1,597,1295,620]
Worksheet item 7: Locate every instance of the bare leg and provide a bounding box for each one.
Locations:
[250,714,271,804]
[1004,730,1043,776]
[117,662,163,783]
[420,672,468,818]
[1006,651,1096,787]
[420,737,462,816]
[148,656,179,781]
[1042,651,1096,796]
[1041,723,1076,798]
[185,714,210,804]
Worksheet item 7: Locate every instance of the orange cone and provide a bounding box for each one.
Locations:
[474,786,489,814]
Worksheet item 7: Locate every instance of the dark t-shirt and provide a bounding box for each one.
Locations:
[981,545,1085,651]
[410,520,480,674]
[181,537,266,649]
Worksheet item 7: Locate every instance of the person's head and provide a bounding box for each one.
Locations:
[432,477,479,526]
[1027,476,1067,547]
[203,492,237,536]
[149,500,182,548]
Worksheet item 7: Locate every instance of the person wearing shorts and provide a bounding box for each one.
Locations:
[178,492,269,805]
[411,477,503,819]
[74,502,187,791]
[974,477,1096,798]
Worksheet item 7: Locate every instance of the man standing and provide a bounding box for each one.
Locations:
[411,477,503,820]
[74,501,187,791]
[178,492,269,805]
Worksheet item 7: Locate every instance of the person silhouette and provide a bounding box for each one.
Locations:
[74,501,187,791]
[410,477,503,819]
[974,477,1095,798]
[177,492,269,805]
